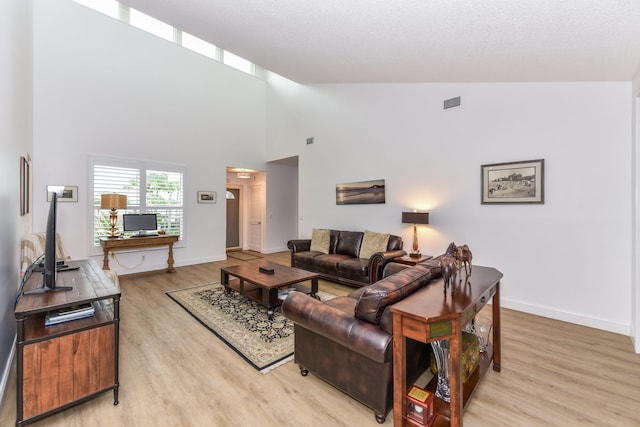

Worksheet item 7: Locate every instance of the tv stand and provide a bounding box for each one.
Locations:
[14,260,120,426]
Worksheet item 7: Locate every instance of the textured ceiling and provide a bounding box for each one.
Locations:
[118,0,640,84]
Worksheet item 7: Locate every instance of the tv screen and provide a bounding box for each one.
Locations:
[123,214,158,232]
[23,192,72,294]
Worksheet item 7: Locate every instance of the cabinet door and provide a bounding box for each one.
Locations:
[22,325,115,419]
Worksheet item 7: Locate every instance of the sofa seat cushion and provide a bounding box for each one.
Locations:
[338,258,369,280]
[355,263,434,325]
[314,254,352,275]
[293,251,325,270]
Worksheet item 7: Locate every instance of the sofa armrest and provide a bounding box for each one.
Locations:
[287,239,312,267]
[287,239,312,253]
[368,249,407,283]
[282,292,392,363]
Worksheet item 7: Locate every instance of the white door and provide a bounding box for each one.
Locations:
[248,184,263,251]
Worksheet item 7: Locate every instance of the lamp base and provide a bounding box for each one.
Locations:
[409,252,421,258]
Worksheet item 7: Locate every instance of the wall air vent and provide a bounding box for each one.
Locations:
[443,96,461,110]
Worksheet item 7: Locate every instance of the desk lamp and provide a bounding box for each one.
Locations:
[101,193,127,237]
[402,211,429,258]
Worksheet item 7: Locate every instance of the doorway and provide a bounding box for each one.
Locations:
[226,187,241,250]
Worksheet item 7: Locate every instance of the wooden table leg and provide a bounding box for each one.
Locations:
[450,325,463,427]
[166,242,176,273]
[103,247,110,270]
[392,316,407,426]
[492,281,501,372]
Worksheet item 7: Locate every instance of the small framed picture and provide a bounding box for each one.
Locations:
[47,185,78,202]
[20,156,29,215]
[481,159,544,204]
[197,191,216,204]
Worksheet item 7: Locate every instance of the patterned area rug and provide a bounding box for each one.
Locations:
[227,251,262,261]
[166,282,336,373]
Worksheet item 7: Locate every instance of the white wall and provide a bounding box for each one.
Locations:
[32,0,268,274]
[632,65,640,352]
[265,160,298,253]
[266,76,634,336]
[0,0,32,405]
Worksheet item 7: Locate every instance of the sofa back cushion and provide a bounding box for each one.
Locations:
[336,231,364,258]
[387,235,403,251]
[310,228,331,254]
[359,230,390,259]
[354,264,433,324]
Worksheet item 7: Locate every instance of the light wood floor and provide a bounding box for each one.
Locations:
[2,251,640,426]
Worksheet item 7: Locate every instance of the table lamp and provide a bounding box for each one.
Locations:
[101,193,127,237]
[402,211,429,258]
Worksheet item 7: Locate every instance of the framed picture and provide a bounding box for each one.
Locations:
[336,179,385,205]
[481,159,544,204]
[47,185,78,202]
[197,191,217,204]
[20,156,29,216]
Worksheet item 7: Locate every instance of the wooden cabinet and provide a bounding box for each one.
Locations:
[15,260,120,426]
[391,266,502,426]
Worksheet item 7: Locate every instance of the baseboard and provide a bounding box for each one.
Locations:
[503,297,630,336]
[260,246,288,254]
[0,336,16,414]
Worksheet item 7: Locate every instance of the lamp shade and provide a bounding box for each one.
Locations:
[101,193,127,210]
[402,211,429,225]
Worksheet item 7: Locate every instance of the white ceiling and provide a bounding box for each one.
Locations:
[118,0,640,84]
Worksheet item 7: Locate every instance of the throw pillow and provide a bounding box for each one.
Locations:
[359,230,390,259]
[310,228,330,254]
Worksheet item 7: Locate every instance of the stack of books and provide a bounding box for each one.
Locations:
[45,302,95,326]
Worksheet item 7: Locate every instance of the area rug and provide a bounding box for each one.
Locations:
[227,251,262,261]
[166,282,336,373]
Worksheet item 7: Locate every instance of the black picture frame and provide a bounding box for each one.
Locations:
[20,156,29,215]
[481,159,544,204]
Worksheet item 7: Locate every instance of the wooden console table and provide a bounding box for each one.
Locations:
[14,260,121,426]
[100,234,179,272]
[391,266,502,426]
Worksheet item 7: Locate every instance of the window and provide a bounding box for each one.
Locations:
[223,50,254,74]
[91,158,184,247]
[130,9,174,42]
[182,32,217,59]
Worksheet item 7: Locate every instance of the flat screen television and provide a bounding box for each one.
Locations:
[23,192,73,295]
[123,213,158,235]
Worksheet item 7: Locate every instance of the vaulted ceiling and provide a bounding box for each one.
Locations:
[118,0,640,84]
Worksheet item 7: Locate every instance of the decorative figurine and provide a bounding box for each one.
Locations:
[441,252,457,293]
[455,244,473,276]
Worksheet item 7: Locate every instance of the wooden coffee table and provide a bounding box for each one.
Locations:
[220,260,319,320]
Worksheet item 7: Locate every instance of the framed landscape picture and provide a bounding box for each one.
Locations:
[336,179,385,205]
[197,191,216,204]
[481,159,544,204]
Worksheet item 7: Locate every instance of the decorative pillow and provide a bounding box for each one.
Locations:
[310,228,330,254]
[359,230,390,259]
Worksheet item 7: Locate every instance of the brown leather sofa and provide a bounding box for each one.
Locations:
[287,230,406,287]
[282,259,442,423]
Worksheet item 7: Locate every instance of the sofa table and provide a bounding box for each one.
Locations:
[391,266,502,426]
[100,234,179,272]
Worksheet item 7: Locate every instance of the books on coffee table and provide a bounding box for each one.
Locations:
[45,302,96,326]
